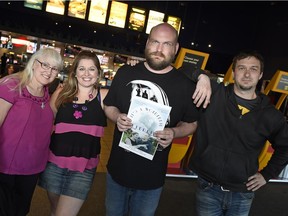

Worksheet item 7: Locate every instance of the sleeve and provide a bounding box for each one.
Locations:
[181,80,200,123]
[103,66,126,107]
[178,64,220,94]
[0,79,18,104]
[260,114,288,181]
[178,64,206,82]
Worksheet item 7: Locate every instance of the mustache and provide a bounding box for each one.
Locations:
[150,51,165,58]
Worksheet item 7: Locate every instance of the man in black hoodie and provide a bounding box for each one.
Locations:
[188,51,288,216]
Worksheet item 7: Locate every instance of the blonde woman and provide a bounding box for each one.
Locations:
[0,48,63,216]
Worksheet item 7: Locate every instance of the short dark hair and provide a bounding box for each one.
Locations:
[232,50,264,72]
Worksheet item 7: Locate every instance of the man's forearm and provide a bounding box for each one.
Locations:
[103,105,121,123]
[171,121,197,138]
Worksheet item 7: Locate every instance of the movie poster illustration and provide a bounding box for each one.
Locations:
[88,0,109,24]
[46,0,65,15]
[119,96,171,160]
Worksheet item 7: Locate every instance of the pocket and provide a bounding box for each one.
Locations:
[239,191,254,200]
[197,177,213,191]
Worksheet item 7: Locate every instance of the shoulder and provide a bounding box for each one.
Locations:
[0,77,20,103]
[112,63,145,84]
[117,62,145,73]
[0,75,19,85]
[258,93,277,109]
[170,68,195,87]
[0,76,19,93]
[257,93,286,121]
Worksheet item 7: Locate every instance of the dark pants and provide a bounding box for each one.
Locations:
[0,173,39,216]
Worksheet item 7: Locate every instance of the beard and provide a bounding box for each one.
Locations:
[239,84,253,91]
[236,80,254,91]
[145,50,174,70]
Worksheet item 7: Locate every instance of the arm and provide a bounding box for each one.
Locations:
[0,98,12,127]
[100,89,109,109]
[247,117,288,191]
[154,121,197,149]
[179,67,212,109]
[193,74,212,108]
[103,105,132,132]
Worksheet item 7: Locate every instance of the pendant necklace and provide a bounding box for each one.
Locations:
[73,91,94,119]
[25,85,47,109]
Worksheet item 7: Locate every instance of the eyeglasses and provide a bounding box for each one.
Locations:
[36,59,59,74]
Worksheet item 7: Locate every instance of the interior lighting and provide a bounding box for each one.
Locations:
[11,38,29,46]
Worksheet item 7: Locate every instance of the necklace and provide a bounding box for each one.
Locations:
[72,92,94,119]
[23,86,48,110]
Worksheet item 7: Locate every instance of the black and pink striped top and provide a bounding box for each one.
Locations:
[48,92,107,172]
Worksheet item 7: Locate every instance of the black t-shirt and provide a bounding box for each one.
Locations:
[234,93,260,114]
[104,62,199,189]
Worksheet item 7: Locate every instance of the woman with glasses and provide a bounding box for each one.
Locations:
[0,48,63,216]
[38,50,107,216]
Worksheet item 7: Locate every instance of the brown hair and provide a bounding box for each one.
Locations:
[55,50,102,108]
[232,50,264,73]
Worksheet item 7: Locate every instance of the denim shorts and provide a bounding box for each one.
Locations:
[38,162,96,200]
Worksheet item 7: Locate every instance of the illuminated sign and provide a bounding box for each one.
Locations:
[46,0,65,15]
[108,1,128,28]
[88,0,109,24]
[128,7,146,32]
[68,0,88,19]
[145,10,165,34]
[270,70,288,94]
[174,48,210,70]
[24,0,43,10]
[167,16,181,34]
[26,41,37,54]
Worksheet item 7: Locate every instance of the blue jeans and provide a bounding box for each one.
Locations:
[196,177,254,216]
[105,172,163,216]
[38,162,96,200]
